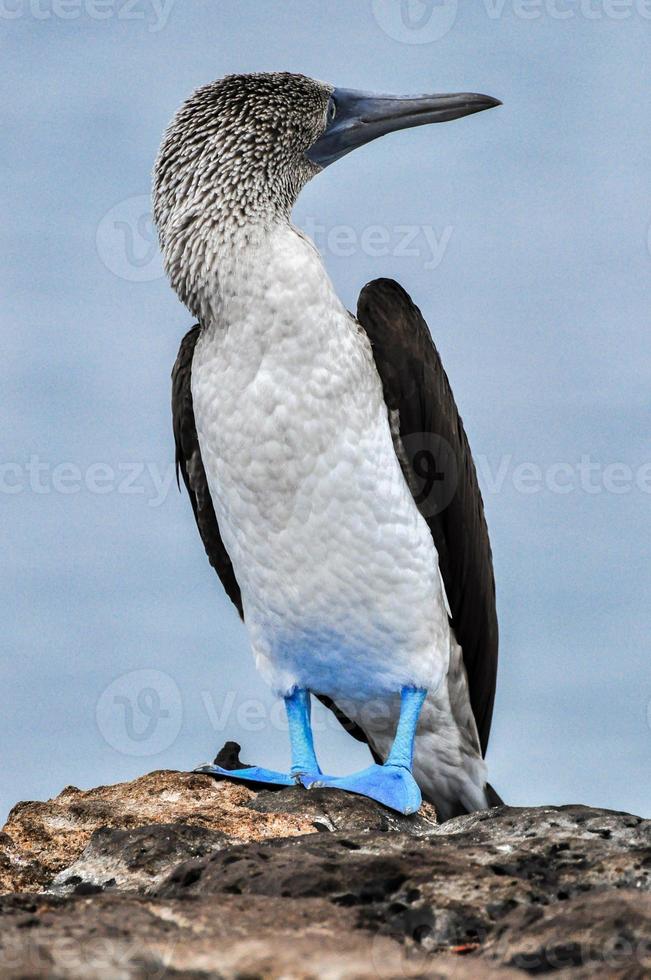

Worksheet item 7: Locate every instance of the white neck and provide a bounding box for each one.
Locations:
[188,216,346,342]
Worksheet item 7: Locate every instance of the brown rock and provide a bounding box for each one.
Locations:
[0,771,311,893]
[0,768,437,894]
[0,891,507,979]
[1,762,649,978]
[483,890,651,977]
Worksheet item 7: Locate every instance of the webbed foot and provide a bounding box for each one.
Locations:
[300,763,422,815]
[194,762,296,787]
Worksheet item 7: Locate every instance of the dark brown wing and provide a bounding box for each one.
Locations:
[172,325,243,618]
[356,278,498,755]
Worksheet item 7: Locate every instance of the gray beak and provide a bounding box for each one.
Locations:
[306,88,502,169]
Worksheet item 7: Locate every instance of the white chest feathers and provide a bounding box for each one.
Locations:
[191,223,450,700]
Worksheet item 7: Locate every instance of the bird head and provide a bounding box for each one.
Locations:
[153,71,499,315]
[154,73,330,242]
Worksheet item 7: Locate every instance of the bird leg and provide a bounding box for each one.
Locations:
[299,686,427,815]
[194,687,321,788]
[195,687,427,813]
[285,687,322,777]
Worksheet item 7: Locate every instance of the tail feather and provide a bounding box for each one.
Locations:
[485,781,504,808]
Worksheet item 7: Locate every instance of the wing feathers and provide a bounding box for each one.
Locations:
[172,325,243,618]
[357,278,498,754]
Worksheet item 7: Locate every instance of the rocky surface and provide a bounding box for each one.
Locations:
[1,756,650,978]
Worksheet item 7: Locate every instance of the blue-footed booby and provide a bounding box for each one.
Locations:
[154,73,502,818]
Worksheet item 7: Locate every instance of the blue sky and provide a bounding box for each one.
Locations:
[2,1,650,823]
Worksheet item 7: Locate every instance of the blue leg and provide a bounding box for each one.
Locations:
[300,687,427,815]
[194,688,321,787]
[286,688,322,777]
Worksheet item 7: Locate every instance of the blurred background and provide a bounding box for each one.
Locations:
[2,0,650,823]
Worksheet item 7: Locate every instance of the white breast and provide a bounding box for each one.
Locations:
[191,223,451,702]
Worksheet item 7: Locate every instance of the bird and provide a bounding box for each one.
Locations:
[153,72,502,819]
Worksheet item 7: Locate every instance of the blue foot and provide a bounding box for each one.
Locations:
[194,763,295,787]
[194,686,427,814]
[194,688,322,790]
[300,763,422,815]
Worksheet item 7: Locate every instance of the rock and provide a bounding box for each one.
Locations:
[154,803,651,954]
[0,891,496,979]
[482,890,651,976]
[249,782,439,834]
[1,761,650,978]
[50,823,230,895]
[0,768,436,895]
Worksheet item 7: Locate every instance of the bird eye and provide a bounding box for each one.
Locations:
[327,99,337,122]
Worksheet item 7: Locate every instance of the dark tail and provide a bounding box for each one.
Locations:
[485,782,504,808]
